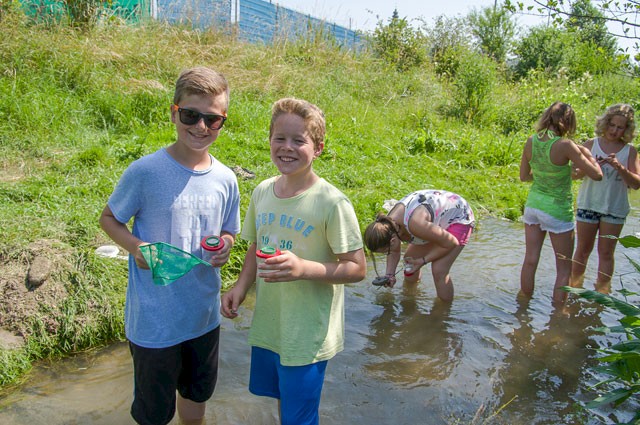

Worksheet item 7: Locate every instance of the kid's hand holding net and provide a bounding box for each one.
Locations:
[139,242,211,286]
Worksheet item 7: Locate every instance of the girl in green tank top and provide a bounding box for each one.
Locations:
[519,102,603,305]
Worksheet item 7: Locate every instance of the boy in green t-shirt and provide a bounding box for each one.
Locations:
[221,97,366,424]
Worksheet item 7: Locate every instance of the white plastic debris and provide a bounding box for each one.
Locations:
[382,199,398,212]
[95,245,120,258]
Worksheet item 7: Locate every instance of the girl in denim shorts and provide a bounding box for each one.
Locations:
[571,104,640,292]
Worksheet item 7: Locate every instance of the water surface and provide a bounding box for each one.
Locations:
[2,211,640,424]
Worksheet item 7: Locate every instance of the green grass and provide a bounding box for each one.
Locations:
[0,7,639,391]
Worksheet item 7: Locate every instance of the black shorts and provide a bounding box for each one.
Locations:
[129,326,220,425]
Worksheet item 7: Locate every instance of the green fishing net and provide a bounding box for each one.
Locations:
[139,242,210,286]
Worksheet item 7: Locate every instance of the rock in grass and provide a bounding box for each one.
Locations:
[0,328,24,350]
[26,255,52,291]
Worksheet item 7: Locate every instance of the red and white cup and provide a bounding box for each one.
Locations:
[256,246,282,274]
[403,259,415,277]
[201,235,224,262]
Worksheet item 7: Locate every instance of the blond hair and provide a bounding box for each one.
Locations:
[535,101,576,137]
[270,98,325,148]
[595,103,636,144]
[173,67,229,111]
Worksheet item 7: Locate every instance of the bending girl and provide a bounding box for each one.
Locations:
[363,189,475,302]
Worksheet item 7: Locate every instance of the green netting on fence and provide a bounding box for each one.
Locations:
[21,0,151,23]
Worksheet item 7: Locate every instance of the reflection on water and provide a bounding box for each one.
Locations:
[2,210,640,424]
[363,287,461,386]
[496,297,603,424]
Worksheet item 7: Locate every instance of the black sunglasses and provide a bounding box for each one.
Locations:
[175,106,227,130]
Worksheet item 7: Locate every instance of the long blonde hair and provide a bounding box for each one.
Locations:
[595,103,636,144]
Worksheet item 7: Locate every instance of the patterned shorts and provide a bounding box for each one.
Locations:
[576,208,626,225]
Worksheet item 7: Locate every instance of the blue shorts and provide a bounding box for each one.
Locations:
[249,346,328,425]
[129,326,219,425]
[576,208,626,225]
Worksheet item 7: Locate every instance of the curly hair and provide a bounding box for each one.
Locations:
[595,103,637,144]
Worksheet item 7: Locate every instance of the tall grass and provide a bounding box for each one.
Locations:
[0,6,639,390]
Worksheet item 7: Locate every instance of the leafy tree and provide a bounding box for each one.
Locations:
[504,0,639,46]
[565,0,618,56]
[467,3,516,62]
[371,9,426,72]
[513,25,569,77]
[422,14,471,77]
[564,39,623,76]
[513,20,620,78]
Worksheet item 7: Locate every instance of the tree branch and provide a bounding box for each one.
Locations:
[530,0,639,29]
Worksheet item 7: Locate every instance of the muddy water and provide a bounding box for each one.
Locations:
[3,208,640,424]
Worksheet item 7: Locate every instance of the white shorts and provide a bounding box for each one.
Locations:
[522,207,574,234]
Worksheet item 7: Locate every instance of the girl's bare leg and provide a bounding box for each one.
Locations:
[521,224,546,298]
[548,229,575,305]
[595,221,623,293]
[430,245,464,302]
[571,221,598,287]
[403,244,449,284]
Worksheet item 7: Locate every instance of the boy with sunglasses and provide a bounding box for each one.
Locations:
[99,67,240,425]
[221,98,366,425]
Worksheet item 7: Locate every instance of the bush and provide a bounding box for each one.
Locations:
[451,50,499,122]
[563,40,624,78]
[467,5,515,63]
[371,9,426,72]
[423,14,470,78]
[513,25,568,79]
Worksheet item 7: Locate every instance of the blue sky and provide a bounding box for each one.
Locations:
[275,0,540,31]
[274,0,636,51]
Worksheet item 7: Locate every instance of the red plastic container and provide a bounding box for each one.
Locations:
[201,235,224,262]
[256,246,282,274]
[403,263,415,277]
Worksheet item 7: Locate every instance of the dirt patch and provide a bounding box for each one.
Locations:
[0,240,72,350]
[0,161,25,183]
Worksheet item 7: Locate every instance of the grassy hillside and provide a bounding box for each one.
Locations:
[0,8,639,391]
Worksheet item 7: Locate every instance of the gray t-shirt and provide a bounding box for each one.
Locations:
[108,148,240,348]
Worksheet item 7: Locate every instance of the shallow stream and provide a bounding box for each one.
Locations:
[3,202,640,424]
